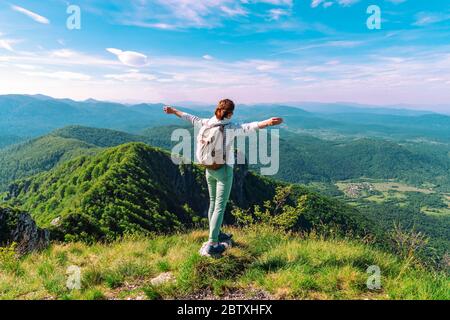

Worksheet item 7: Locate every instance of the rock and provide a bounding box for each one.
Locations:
[51,217,61,226]
[150,272,176,286]
[0,206,50,255]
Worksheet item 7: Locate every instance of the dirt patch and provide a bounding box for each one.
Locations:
[104,280,148,300]
[180,287,273,300]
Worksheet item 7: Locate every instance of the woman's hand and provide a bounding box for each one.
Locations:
[163,106,177,114]
[163,105,185,118]
[266,117,283,126]
[258,117,284,129]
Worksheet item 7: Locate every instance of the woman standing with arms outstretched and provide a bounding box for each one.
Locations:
[164,99,283,256]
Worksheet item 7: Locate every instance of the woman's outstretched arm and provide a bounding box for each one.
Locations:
[163,106,206,127]
[163,106,184,118]
[257,117,284,129]
[231,117,284,137]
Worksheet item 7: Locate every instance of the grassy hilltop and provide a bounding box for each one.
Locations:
[1,226,448,300]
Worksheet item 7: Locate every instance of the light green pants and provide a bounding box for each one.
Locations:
[206,165,234,242]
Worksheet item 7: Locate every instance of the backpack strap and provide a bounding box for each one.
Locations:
[219,123,231,163]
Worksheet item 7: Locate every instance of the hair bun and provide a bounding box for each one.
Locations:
[215,99,235,120]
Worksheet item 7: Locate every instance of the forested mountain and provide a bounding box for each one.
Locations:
[0,135,99,191]
[0,126,154,191]
[4,143,373,242]
[2,123,449,196]
[52,126,148,147]
[141,126,450,191]
[275,135,450,190]
[0,135,25,149]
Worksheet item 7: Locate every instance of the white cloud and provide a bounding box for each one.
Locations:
[414,12,450,26]
[293,76,316,82]
[11,5,50,24]
[275,40,364,55]
[325,60,340,65]
[14,64,39,70]
[268,9,290,20]
[22,71,91,81]
[311,0,358,8]
[106,0,293,30]
[256,63,279,71]
[105,71,157,82]
[51,49,77,58]
[311,0,325,8]
[106,48,149,67]
[2,48,120,69]
[220,6,247,17]
[133,22,178,30]
[202,55,214,60]
[337,0,359,6]
[0,39,17,52]
[250,0,293,5]
[386,0,407,4]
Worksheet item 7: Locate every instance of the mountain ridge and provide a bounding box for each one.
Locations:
[4,142,374,242]
[1,95,449,144]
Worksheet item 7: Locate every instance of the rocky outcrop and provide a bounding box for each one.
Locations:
[0,206,49,255]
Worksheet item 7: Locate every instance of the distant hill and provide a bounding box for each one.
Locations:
[1,94,449,143]
[52,125,148,147]
[141,127,450,191]
[0,135,25,149]
[0,134,99,191]
[286,102,435,116]
[276,134,450,189]
[0,95,191,138]
[0,126,164,191]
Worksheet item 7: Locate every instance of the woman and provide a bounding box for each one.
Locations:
[164,99,283,256]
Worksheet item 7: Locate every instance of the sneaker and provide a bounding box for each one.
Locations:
[218,232,233,242]
[207,243,226,255]
[199,242,226,257]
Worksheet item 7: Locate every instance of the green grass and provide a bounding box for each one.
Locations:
[0,226,448,300]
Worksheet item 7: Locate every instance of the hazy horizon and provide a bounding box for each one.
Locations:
[2,92,448,115]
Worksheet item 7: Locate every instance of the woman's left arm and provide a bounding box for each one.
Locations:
[231,117,284,137]
[257,117,284,129]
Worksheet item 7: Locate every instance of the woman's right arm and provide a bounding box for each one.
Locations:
[163,106,205,127]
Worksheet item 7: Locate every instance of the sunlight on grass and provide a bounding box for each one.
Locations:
[0,226,448,300]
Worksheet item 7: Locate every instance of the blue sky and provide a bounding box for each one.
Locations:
[0,0,449,110]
